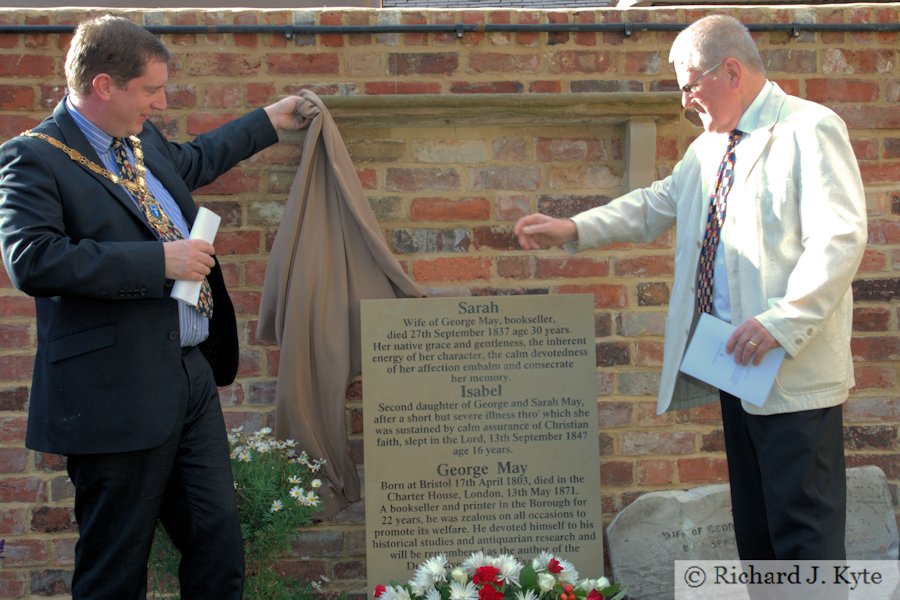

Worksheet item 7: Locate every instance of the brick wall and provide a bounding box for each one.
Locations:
[0,5,898,599]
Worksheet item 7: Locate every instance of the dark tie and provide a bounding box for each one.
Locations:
[697,129,743,314]
[112,138,213,318]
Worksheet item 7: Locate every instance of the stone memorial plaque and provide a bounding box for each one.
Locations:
[362,294,603,586]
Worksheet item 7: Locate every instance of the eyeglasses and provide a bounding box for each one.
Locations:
[680,61,724,95]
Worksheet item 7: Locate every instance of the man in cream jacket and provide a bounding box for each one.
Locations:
[515,15,867,562]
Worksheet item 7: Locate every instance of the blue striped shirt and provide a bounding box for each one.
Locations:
[66,99,209,347]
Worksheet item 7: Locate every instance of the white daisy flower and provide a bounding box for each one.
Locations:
[300,491,319,506]
[460,551,490,574]
[554,557,579,583]
[289,486,304,500]
[494,554,523,586]
[311,478,323,488]
[448,580,478,600]
[269,499,283,512]
[419,554,448,584]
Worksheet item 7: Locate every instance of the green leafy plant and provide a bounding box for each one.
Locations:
[149,427,324,599]
[374,552,625,600]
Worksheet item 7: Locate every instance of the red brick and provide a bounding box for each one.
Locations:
[0,355,32,382]
[621,431,695,455]
[228,290,262,317]
[0,386,27,411]
[194,170,260,195]
[388,52,458,76]
[823,48,896,74]
[449,81,523,94]
[0,55,54,77]
[845,425,897,450]
[636,282,671,307]
[637,459,675,485]
[536,137,602,162]
[471,166,542,191]
[536,257,610,279]
[0,85,34,110]
[183,53,261,77]
[246,82,275,105]
[0,115,40,138]
[496,256,531,279]
[365,81,441,95]
[597,400,631,428]
[0,570,26,598]
[636,340,664,367]
[0,295,35,318]
[614,255,673,277]
[267,52,339,75]
[0,447,27,473]
[468,52,539,73]
[678,457,729,483]
[0,507,27,534]
[0,477,45,503]
[237,349,261,378]
[853,306,891,332]
[857,247,888,272]
[550,50,611,74]
[185,112,241,135]
[851,336,900,360]
[473,226,517,251]
[558,283,626,308]
[411,257,492,282]
[529,80,562,93]
[853,365,896,390]
[860,162,900,185]
[215,230,261,256]
[600,460,633,486]
[596,341,630,367]
[31,506,76,533]
[410,197,490,221]
[386,168,460,192]
[805,79,880,103]
[0,323,31,349]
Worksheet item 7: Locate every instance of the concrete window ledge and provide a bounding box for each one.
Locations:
[319,92,682,189]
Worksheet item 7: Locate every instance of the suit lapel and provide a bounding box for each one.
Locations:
[734,83,785,188]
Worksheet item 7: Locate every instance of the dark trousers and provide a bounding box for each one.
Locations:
[719,391,847,560]
[66,347,244,600]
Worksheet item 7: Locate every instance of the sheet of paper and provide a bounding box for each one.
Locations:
[679,313,786,407]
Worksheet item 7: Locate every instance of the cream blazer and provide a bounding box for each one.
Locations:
[569,83,867,416]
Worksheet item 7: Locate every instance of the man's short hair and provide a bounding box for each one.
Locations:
[669,14,765,75]
[65,15,170,99]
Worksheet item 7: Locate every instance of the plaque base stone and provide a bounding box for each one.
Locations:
[605,465,898,600]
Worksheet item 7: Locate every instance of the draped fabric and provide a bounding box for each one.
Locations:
[257,90,425,507]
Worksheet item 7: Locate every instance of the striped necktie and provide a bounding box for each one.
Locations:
[112,138,213,319]
[697,129,743,314]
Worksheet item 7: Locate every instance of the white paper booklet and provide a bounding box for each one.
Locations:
[679,313,786,407]
[171,207,221,307]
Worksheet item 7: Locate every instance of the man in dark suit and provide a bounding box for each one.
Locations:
[0,15,311,599]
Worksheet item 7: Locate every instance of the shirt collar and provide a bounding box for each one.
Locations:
[65,97,116,156]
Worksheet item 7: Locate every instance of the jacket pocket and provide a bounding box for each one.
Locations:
[48,323,116,363]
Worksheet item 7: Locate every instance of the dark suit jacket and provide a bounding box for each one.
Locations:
[0,100,278,455]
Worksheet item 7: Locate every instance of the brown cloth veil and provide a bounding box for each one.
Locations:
[256,90,425,507]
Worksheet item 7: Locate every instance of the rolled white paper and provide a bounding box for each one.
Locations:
[171,207,221,307]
